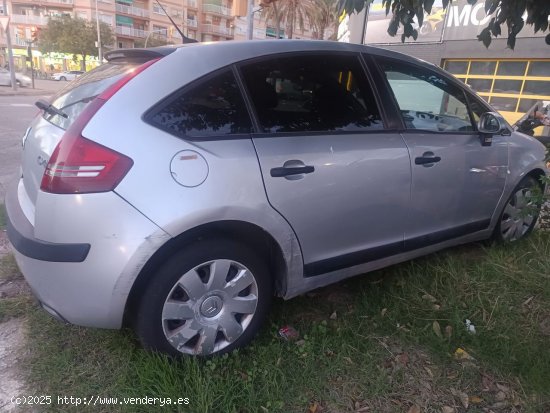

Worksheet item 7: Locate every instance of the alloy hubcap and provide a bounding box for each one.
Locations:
[161,259,258,356]
[501,187,536,242]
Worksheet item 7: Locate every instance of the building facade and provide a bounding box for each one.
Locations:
[0,0,236,71]
[0,0,325,73]
[346,0,550,126]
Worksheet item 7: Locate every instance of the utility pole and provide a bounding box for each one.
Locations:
[94,0,103,64]
[2,0,17,91]
[246,0,254,40]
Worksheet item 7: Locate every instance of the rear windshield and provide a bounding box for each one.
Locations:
[43,61,142,130]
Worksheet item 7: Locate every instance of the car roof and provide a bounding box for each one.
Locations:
[105,39,440,72]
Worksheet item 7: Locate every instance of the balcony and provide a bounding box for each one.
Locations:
[10,14,49,25]
[201,24,233,37]
[10,0,73,7]
[202,3,232,18]
[115,25,147,38]
[115,3,149,19]
[12,37,30,46]
[186,18,197,28]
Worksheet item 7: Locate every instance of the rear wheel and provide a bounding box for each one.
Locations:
[494,176,541,242]
[135,239,272,357]
[60,76,66,81]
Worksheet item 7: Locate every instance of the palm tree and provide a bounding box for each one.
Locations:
[261,0,283,39]
[277,0,314,39]
[310,0,340,40]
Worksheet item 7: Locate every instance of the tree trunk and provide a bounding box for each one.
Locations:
[81,55,86,71]
[274,2,281,39]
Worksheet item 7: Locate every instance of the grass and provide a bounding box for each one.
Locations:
[3,232,550,412]
[0,202,6,230]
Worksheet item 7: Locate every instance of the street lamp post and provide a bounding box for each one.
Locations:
[246,0,254,40]
[94,0,103,64]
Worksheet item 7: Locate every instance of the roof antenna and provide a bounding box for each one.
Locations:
[154,0,197,44]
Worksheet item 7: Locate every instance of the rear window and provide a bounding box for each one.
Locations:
[43,61,143,130]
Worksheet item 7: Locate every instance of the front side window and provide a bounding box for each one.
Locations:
[147,69,252,138]
[240,53,383,133]
[379,59,475,132]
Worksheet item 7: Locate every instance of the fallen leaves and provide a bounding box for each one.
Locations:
[433,321,442,338]
[407,404,421,413]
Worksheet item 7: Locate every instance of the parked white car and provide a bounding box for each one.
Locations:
[0,67,31,87]
[51,70,84,81]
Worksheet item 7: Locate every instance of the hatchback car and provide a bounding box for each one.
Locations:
[6,40,547,357]
[0,67,31,87]
[51,70,84,81]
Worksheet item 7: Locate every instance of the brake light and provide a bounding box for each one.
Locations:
[40,58,160,194]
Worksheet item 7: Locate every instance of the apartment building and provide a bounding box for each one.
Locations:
[0,0,325,72]
[0,0,237,70]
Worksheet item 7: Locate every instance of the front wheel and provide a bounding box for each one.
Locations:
[135,239,272,357]
[494,176,541,242]
[60,76,66,81]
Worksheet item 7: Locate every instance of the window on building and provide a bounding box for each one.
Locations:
[240,54,383,133]
[443,59,550,119]
[153,3,166,14]
[153,25,167,36]
[146,70,252,138]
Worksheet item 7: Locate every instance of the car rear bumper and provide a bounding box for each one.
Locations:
[5,178,171,329]
[5,182,91,262]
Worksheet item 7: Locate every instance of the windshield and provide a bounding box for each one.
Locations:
[44,62,142,130]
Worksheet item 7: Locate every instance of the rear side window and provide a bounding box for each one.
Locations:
[379,59,476,132]
[239,53,383,133]
[44,62,143,130]
[146,69,252,138]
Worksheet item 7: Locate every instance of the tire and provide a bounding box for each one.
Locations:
[493,176,541,242]
[135,239,272,357]
[60,76,66,81]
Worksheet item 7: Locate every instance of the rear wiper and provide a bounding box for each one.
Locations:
[35,99,68,119]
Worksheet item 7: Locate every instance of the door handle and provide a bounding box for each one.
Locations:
[415,154,441,166]
[270,165,315,177]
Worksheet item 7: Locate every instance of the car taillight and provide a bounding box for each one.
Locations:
[40,58,160,194]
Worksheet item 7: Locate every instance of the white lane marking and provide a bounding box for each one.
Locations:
[10,103,34,107]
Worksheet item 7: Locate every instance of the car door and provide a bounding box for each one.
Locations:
[375,57,508,248]
[238,53,411,276]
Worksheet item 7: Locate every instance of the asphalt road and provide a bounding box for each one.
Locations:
[0,94,47,201]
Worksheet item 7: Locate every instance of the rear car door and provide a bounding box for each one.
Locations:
[239,52,411,276]
[374,57,508,247]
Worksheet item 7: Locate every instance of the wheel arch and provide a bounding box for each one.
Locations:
[524,168,547,190]
[123,220,288,327]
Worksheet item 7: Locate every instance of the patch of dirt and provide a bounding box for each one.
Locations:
[0,318,27,412]
[0,229,9,257]
[0,230,29,412]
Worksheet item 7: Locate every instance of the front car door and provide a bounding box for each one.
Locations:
[238,52,411,276]
[373,56,508,247]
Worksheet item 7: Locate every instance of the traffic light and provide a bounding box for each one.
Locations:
[30,26,38,42]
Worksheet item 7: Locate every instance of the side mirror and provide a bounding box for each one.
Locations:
[478,112,510,146]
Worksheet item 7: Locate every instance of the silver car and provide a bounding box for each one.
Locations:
[5,40,547,357]
[51,70,84,81]
[0,67,31,87]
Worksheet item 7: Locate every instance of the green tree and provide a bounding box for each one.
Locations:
[134,35,173,48]
[38,15,114,69]
[310,0,340,40]
[337,0,550,49]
